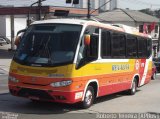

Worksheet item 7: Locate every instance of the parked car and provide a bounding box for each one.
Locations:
[153,58,160,73]
[0,36,11,46]
[152,62,157,80]
[0,37,7,46]
[4,37,11,44]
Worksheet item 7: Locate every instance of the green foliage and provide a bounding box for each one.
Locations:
[139,8,160,18]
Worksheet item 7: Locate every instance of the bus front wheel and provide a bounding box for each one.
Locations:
[81,86,94,109]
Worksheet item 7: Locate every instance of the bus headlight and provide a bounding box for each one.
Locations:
[8,76,19,83]
[50,80,72,87]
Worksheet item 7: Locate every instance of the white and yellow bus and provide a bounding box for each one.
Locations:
[9,19,152,108]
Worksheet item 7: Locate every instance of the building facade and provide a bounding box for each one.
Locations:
[0,6,98,50]
[0,15,27,41]
[74,0,117,11]
[99,0,117,11]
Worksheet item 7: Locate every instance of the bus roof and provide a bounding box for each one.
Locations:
[32,18,89,25]
[32,18,125,33]
[32,18,150,38]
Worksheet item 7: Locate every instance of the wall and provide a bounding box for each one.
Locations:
[5,16,27,40]
[0,16,6,37]
[74,0,117,10]
[99,0,110,11]
[110,0,117,10]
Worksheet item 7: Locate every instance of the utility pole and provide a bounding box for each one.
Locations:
[158,24,160,55]
[87,0,91,19]
[27,0,46,26]
[38,0,42,20]
[10,15,15,50]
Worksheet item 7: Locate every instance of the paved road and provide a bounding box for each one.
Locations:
[0,72,8,93]
[0,74,160,119]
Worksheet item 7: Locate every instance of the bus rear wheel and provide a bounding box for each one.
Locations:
[128,79,137,95]
[81,86,94,109]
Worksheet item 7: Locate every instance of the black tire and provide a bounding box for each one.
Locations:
[151,73,156,80]
[81,86,94,109]
[30,99,43,103]
[128,79,137,95]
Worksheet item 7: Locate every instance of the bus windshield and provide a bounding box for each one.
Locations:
[14,24,82,67]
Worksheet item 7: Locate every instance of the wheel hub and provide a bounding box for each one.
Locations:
[85,90,93,105]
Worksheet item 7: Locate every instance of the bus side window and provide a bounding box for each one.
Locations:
[101,29,111,58]
[138,37,147,58]
[126,35,137,58]
[83,26,99,60]
[147,39,152,58]
[111,32,126,58]
[76,26,99,68]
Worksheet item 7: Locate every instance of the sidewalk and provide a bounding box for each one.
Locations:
[0,45,13,93]
[0,44,14,73]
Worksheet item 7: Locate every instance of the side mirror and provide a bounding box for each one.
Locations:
[14,29,26,47]
[17,29,26,36]
[14,36,21,47]
[76,34,98,69]
[84,34,91,46]
[85,33,98,59]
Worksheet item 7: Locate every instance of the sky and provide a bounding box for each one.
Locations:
[118,0,160,10]
[0,0,160,10]
[0,0,70,7]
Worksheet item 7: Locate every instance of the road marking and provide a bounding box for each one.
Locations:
[0,68,7,75]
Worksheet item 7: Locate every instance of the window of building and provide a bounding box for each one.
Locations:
[155,25,158,33]
[139,25,143,33]
[148,25,151,33]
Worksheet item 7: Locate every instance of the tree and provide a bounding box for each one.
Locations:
[139,8,160,18]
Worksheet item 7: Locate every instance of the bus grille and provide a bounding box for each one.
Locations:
[18,88,53,100]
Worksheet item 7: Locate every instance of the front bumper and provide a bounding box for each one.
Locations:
[9,84,83,104]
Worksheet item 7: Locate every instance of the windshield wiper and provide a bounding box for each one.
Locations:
[45,36,53,64]
[30,33,53,64]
